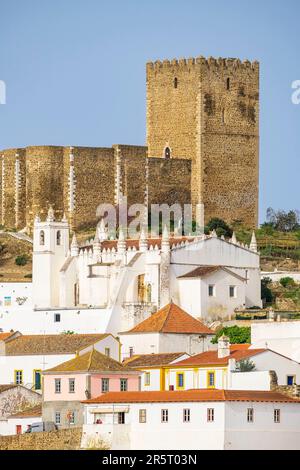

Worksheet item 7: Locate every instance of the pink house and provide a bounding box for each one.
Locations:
[42,349,140,428]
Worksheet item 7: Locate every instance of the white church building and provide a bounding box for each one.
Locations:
[0,209,262,335]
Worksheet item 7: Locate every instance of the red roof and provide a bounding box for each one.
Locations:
[0,332,16,341]
[121,303,213,335]
[83,389,300,405]
[230,344,251,351]
[171,348,266,367]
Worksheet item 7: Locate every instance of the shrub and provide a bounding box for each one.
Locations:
[211,326,251,344]
[238,359,256,372]
[280,277,295,288]
[15,255,28,266]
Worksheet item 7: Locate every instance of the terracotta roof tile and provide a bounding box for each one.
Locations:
[178,266,246,281]
[172,348,266,367]
[121,303,213,335]
[83,389,300,404]
[44,349,136,373]
[5,334,110,356]
[230,344,251,351]
[9,405,42,419]
[123,353,187,368]
[0,332,16,341]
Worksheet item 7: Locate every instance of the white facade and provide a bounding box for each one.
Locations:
[82,399,300,450]
[251,321,300,362]
[0,213,261,335]
[0,415,42,436]
[120,332,212,360]
[178,269,246,321]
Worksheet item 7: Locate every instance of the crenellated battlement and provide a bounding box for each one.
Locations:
[146,56,259,72]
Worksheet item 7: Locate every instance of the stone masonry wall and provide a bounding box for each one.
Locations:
[0,427,82,450]
[63,146,115,231]
[146,57,259,228]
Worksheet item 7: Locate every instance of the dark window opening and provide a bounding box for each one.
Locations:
[226,78,230,90]
[174,77,178,88]
[164,147,171,159]
[56,231,61,246]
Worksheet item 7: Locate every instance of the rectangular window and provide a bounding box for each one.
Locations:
[120,378,128,392]
[247,408,254,423]
[183,409,190,423]
[207,408,214,422]
[207,371,215,388]
[274,409,280,423]
[55,378,61,394]
[69,378,75,393]
[139,409,147,423]
[14,370,23,385]
[144,372,151,386]
[34,370,42,390]
[104,348,110,357]
[129,347,134,358]
[55,411,61,425]
[287,375,295,386]
[118,412,125,424]
[101,378,110,393]
[208,285,215,297]
[68,411,75,425]
[229,286,236,298]
[54,313,61,323]
[177,373,184,389]
[161,409,168,423]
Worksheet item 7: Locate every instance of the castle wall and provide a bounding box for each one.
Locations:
[25,146,64,230]
[63,146,115,231]
[1,149,26,229]
[113,145,147,208]
[147,157,191,207]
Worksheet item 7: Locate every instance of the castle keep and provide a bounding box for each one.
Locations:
[0,56,259,231]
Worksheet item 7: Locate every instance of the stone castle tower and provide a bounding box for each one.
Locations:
[0,56,259,232]
[146,57,259,226]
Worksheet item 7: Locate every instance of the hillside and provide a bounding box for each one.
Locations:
[0,233,32,282]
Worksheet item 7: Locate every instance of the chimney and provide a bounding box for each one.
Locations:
[218,335,230,359]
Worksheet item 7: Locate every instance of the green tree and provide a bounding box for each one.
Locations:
[261,277,274,304]
[211,326,251,345]
[280,277,295,288]
[205,218,233,238]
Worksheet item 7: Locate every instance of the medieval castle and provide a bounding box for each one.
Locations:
[0,56,259,231]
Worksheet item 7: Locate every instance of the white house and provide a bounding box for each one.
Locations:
[0,405,42,436]
[0,210,262,335]
[119,302,214,360]
[81,389,300,450]
[251,321,300,363]
[161,336,300,391]
[0,332,120,391]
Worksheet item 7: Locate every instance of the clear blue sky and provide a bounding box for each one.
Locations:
[0,0,299,222]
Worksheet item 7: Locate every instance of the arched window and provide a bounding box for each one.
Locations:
[56,230,61,246]
[164,147,171,159]
[39,230,45,246]
[174,77,178,89]
[147,284,152,303]
[226,78,230,90]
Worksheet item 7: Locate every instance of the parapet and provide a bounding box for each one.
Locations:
[146,55,259,72]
